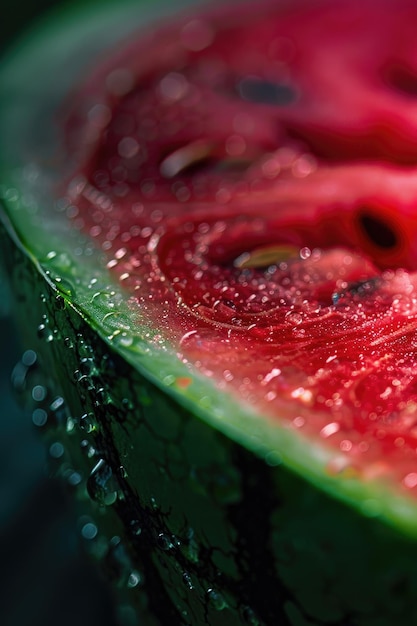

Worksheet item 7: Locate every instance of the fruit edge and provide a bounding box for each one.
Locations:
[3,0,417,540]
[5,196,417,625]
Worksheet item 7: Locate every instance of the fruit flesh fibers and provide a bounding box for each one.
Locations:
[64,0,417,496]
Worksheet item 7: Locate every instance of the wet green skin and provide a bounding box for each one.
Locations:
[3,0,417,624]
[3,209,417,626]
[2,0,417,539]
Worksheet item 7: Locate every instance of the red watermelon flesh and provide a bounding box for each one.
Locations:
[64,0,417,494]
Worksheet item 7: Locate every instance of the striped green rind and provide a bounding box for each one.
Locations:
[2,1,417,623]
[3,211,417,625]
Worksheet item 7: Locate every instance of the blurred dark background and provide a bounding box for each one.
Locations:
[1,0,57,52]
[0,2,119,625]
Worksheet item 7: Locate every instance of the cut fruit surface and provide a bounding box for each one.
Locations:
[5,1,417,625]
[61,0,417,503]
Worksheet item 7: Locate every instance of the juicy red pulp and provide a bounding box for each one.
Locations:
[64,0,417,492]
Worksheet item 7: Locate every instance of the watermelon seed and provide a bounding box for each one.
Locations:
[237,77,297,106]
[234,244,299,269]
[358,211,397,249]
[160,141,214,179]
[320,422,340,438]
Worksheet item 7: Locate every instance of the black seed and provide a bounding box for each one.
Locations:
[358,211,397,249]
[237,77,297,106]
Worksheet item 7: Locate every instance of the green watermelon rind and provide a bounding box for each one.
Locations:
[1,0,417,540]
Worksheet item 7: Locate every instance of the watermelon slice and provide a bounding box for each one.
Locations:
[3,0,417,624]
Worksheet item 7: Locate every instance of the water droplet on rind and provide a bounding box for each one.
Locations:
[80,412,98,433]
[80,439,97,458]
[207,588,227,611]
[240,605,261,625]
[81,521,98,540]
[79,357,97,375]
[32,408,48,427]
[127,570,142,588]
[49,441,65,459]
[87,458,120,505]
[49,396,68,426]
[22,350,37,367]
[157,533,175,551]
[182,571,194,590]
[129,520,142,537]
[181,528,199,563]
[32,385,46,402]
[66,469,83,487]
[37,323,54,342]
[105,536,142,588]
